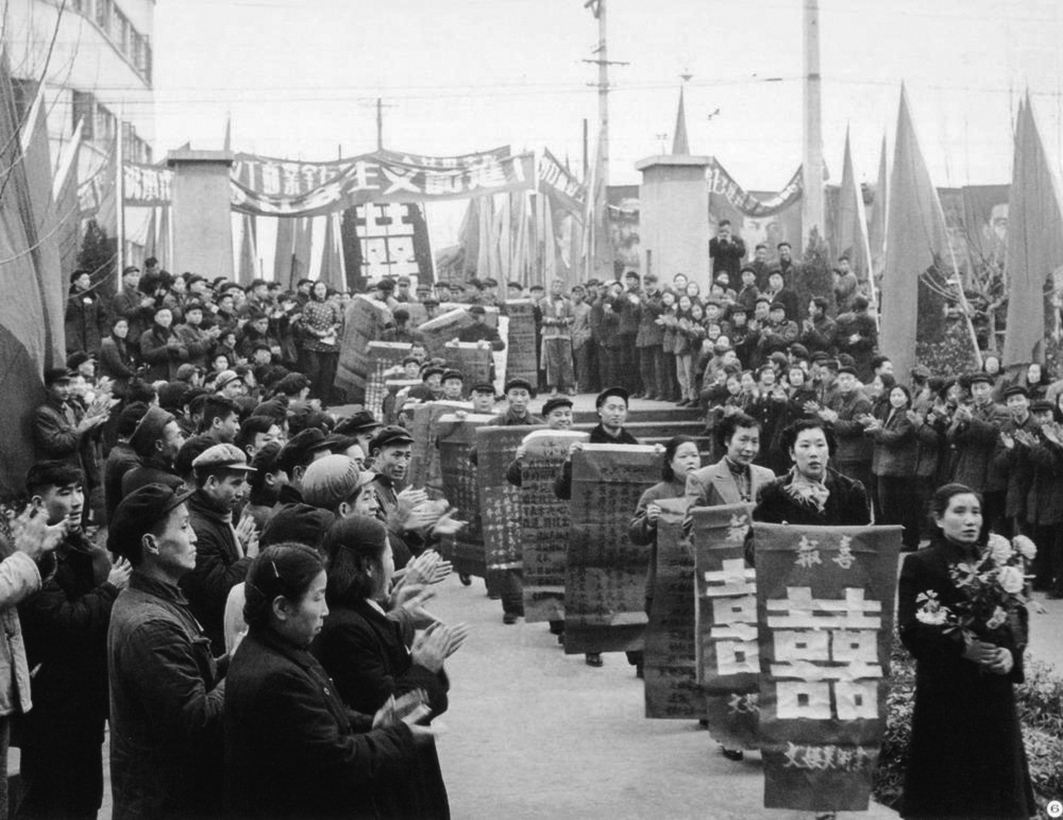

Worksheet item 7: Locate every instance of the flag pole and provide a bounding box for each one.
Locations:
[116,106,126,286]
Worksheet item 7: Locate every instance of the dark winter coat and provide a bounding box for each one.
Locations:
[18,535,118,739]
[98,334,138,392]
[869,408,918,477]
[107,572,225,820]
[65,288,107,355]
[553,423,640,500]
[182,490,253,652]
[947,400,1010,491]
[139,323,189,381]
[224,628,416,819]
[898,535,1034,819]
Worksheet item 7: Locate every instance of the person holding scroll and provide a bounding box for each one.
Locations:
[628,436,701,678]
[555,386,641,667]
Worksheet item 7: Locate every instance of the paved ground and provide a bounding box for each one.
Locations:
[431,575,897,820]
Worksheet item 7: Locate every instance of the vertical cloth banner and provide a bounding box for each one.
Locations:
[334,295,393,402]
[443,343,492,387]
[753,522,901,813]
[364,342,412,420]
[504,300,538,387]
[564,444,660,655]
[519,429,589,622]
[643,500,702,720]
[693,505,760,750]
[408,401,472,497]
[475,426,543,571]
[437,413,494,577]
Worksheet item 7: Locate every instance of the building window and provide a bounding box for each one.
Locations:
[72,89,94,140]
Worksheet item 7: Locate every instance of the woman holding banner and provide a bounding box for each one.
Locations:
[897,484,1034,819]
[751,419,871,530]
[629,435,701,628]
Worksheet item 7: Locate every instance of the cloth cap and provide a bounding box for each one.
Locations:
[192,443,256,472]
[44,367,73,386]
[541,397,573,416]
[441,369,464,382]
[837,365,859,377]
[596,386,629,408]
[504,377,534,394]
[108,482,194,559]
[910,364,932,380]
[470,382,496,395]
[130,406,176,457]
[301,454,361,509]
[1002,385,1029,400]
[214,370,241,390]
[967,372,994,386]
[277,428,330,473]
[1030,399,1055,414]
[175,363,200,381]
[261,503,336,549]
[468,305,486,315]
[334,410,381,436]
[369,425,415,452]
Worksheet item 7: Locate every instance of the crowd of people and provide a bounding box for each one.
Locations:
[0,232,1049,818]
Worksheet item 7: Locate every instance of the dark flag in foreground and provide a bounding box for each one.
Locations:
[753,522,901,813]
[692,504,759,749]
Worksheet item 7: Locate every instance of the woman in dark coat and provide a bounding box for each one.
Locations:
[897,484,1034,819]
[867,384,920,550]
[629,435,700,620]
[138,306,188,382]
[313,517,463,820]
[98,316,138,396]
[751,419,871,531]
[224,543,423,819]
[65,270,107,356]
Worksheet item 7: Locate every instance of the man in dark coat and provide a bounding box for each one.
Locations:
[181,444,257,651]
[819,365,874,490]
[65,270,108,356]
[120,406,186,500]
[107,483,227,820]
[709,219,746,279]
[635,274,667,400]
[456,305,505,350]
[617,271,642,395]
[18,461,131,819]
[800,296,837,355]
[554,387,640,501]
[833,295,878,382]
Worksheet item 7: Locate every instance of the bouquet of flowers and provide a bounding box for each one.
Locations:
[915,533,1037,648]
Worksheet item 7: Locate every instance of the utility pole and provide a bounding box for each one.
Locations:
[801,0,825,247]
[361,98,397,151]
[582,0,628,279]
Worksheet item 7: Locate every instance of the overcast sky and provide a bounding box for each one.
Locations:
[153,0,1063,245]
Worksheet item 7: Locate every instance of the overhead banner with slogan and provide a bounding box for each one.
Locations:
[565,444,660,655]
[538,147,586,214]
[753,522,901,813]
[121,148,533,218]
[693,504,760,750]
[438,413,494,578]
[520,429,589,623]
[708,159,803,218]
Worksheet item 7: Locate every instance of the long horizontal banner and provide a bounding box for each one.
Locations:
[121,149,533,217]
[708,159,803,218]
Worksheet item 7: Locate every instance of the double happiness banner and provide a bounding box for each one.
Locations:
[753,522,901,813]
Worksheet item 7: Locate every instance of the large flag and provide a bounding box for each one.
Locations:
[273,217,295,284]
[237,211,259,285]
[1002,95,1063,367]
[318,212,345,292]
[53,118,83,287]
[868,134,887,287]
[20,84,65,367]
[0,52,49,496]
[834,126,873,295]
[584,129,612,280]
[881,86,965,379]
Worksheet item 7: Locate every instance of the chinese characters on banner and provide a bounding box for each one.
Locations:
[753,522,902,813]
[437,413,494,578]
[334,295,392,402]
[476,426,543,571]
[503,301,538,388]
[407,401,472,498]
[519,430,588,623]
[565,444,660,655]
[363,342,412,421]
[643,499,702,720]
[692,504,760,750]
[123,162,173,206]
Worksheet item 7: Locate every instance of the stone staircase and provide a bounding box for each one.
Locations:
[572,402,711,452]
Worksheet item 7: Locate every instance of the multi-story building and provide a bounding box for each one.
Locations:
[5,0,155,261]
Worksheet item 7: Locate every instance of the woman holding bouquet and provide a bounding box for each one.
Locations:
[897,483,1034,819]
